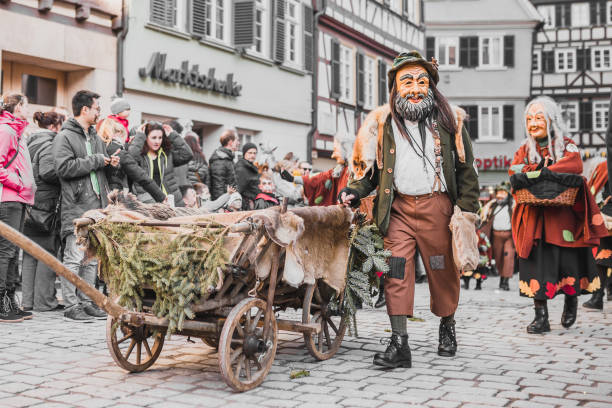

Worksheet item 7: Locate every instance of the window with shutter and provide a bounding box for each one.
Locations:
[589,1,606,25]
[331,40,341,99]
[504,36,514,68]
[250,0,270,56]
[460,105,478,140]
[356,53,365,107]
[426,37,435,60]
[191,0,207,38]
[233,0,255,48]
[503,105,514,141]
[285,0,301,66]
[150,0,177,28]
[378,60,387,105]
[303,4,314,72]
[273,0,286,63]
[592,46,612,70]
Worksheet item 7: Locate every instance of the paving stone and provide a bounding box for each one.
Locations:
[1,284,609,407]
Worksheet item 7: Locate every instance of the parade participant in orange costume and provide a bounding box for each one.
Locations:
[509,96,606,334]
[583,160,612,309]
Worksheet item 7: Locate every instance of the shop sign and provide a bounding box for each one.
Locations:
[475,155,512,171]
[139,52,242,97]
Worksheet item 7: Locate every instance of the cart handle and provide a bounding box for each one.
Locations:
[0,220,125,319]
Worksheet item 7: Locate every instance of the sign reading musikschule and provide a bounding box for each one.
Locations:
[139,52,242,97]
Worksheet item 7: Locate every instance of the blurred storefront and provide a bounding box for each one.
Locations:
[0,0,122,124]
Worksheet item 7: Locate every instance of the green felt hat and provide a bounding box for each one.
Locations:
[387,50,440,92]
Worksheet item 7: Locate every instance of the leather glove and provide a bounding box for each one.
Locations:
[280,169,295,182]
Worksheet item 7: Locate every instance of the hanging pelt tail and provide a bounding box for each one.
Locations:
[452,105,467,164]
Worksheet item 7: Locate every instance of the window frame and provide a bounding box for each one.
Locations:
[479,35,504,68]
[363,55,376,110]
[560,101,579,132]
[285,0,302,67]
[478,105,503,141]
[593,100,610,131]
[532,50,542,73]
[592,46,612,71]
[537,5,555,29]
[339,45,354,105]
[250,0,270,57]
[437,37,459,69]
[570,2,590,27]
[555,48,577,73]
[205,0,231,44]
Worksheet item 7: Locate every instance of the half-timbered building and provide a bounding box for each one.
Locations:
[312,0,425,169]
[530,0,612,149]
[425,0,542,185]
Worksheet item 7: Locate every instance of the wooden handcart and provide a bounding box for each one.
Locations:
[0,202,352,392]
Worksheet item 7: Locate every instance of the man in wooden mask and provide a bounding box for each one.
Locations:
[339,51,479,368]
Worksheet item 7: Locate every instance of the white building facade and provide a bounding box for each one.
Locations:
[425,0,542,185]
[122,0,313,160]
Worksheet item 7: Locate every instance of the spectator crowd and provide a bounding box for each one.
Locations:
[0,90,318,324]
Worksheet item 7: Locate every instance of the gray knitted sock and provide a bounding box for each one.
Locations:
[389,315,407,336]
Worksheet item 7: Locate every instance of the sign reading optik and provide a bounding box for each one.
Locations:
[139,52,242,97]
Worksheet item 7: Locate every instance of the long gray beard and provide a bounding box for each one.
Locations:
[394,88,434,122]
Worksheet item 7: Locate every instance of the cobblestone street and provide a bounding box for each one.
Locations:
[2,277,611,408]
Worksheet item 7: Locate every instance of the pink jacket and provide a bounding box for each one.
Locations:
[0,111,35,205]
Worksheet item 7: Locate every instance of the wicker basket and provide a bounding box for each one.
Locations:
[515,187,579,207]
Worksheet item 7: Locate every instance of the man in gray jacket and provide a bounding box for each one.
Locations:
[54,90,119,322]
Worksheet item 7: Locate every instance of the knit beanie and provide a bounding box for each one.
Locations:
[242,142,258,156]
[110,97,131,115]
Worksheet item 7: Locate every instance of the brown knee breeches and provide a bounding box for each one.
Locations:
[492,230,515,278]
[383,192,460,317]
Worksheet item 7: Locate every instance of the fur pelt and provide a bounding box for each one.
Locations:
[449,205,479,273]
[350,104,467,180]
[251,206,353,292]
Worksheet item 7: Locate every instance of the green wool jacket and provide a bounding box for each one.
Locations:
[347,116,480,236]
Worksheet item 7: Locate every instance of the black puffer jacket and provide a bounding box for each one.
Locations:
[105,140,166,202]
[187,159,210,187]
[235,158,260,210]
[209,147,237,200]
[23,130,61,236]
[128,131,193,205]
[53,118,110,239]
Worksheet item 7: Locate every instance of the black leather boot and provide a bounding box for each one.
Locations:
[499,277,510,291]
[373,334,411,368]
[6,289,32,320]
[607,280,612,301]
[462,276,470,290]
[475,279,482,290]
[582,289,604,310]
[375,278,386,309]
[561,295,578,328]
[438,316,457,357]
[527,303,550,334]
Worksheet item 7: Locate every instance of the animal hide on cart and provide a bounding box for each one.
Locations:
[251,206,353,293]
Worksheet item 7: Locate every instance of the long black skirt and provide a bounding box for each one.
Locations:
[594,236,612,267]
[518,241,600,300]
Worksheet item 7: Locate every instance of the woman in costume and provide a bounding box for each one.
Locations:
[509,96,606,334]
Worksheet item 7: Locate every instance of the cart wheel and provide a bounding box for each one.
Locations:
[106,315,165,373]
[201,336,219,349]
[302,282,347,360]
[219,297,277,392]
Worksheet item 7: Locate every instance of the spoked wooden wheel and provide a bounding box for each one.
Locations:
[302,281,347,360]
[106,316,165,372]
[219,297,277,392]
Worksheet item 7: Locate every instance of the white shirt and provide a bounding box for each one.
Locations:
[492,203,512,231]
[391,119,445,196]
